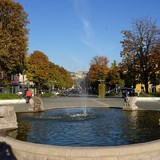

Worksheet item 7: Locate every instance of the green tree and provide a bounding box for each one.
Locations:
[0,0,29,86]
[121,17,160,92]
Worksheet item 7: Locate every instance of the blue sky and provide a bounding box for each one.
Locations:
[15,0,160,72]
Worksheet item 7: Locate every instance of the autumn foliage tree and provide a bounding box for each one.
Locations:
[149,39,160,85]
[0,0,29,84]
[120,17,160,92]
[107,61,121,86]
[48,62,73,89]
[27,51,50,89]
[27,51,73,91]
[88,56,109,93]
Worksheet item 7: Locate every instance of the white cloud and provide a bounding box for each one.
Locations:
[82,18,93,39]
[73,0,93,40]
[73,0,117,58]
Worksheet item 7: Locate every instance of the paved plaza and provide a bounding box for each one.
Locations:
[2,94,159,112]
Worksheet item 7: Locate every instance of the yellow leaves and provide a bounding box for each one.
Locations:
[89,63,109,82]
[89,56,110,82]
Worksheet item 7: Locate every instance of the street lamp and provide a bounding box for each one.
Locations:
[115,84,117,95]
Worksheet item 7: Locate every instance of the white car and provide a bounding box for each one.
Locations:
[52,91,60,96]
[17,91,23,96]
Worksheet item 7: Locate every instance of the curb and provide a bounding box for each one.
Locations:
[0,99,26,105]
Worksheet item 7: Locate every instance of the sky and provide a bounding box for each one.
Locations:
[15,0,160,72]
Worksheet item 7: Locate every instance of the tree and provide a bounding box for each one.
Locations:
[149,39,160,85]
[106,60,124,92]
[119,55,139,88]
[120,17,160,92]
[88,56,109,93]
[27,53,73,92]
[107,64,120,86]
[27,51,50,89]
[57,66,73,89]
[48,62,73,90]
[0,0,29,84]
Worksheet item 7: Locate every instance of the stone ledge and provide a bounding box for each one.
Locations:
[0,136,160,160]
[0,99,26,105]
[137,97,160,101]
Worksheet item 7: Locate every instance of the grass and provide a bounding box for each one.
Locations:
[40,93,52,98]
[139,92,160,97]
[0,93,21,100]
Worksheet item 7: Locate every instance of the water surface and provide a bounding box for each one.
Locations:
[10,107,160,146]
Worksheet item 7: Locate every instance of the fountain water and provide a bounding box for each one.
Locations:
[10,107,160,147]
[56,90,89,117]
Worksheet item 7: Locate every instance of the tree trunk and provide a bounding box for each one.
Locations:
[144,81,149,93]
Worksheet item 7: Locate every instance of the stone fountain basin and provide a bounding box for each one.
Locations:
[1,97,160,160]
[1,135,160,160]
[2,107,160,160]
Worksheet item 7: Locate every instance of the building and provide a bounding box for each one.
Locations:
[0,72,34,94]
[70,71,88,80]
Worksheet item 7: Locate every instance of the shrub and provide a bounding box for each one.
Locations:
[138,92,160,97]
[105,92,116,96]
[0,94,20,99]
[40,93,52,98]
[148,92,160,97]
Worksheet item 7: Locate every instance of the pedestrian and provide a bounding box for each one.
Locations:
[25,88,32,103]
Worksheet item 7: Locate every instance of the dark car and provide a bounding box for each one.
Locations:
[121,88,135,98]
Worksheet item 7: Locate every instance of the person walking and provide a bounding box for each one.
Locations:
[25,88,32,103]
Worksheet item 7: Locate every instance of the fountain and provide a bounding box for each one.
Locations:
[9,107,160,147]
[1,97,160,160]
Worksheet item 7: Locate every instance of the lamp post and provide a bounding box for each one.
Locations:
[115,84,117,95]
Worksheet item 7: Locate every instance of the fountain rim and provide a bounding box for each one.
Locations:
[1,135,160,158]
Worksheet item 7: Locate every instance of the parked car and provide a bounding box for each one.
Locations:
[16,91,23,96]
[60,91,69,97]
[52,91,60,96]
[121,88,135,98]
